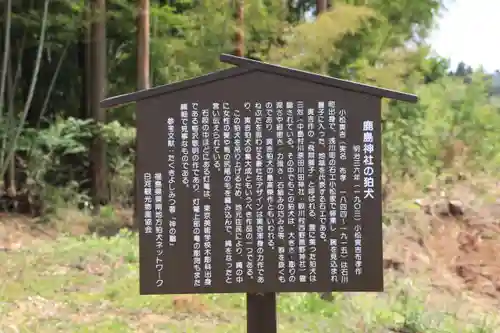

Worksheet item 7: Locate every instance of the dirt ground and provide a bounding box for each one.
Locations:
[0,207,133,251]
[383,178,500,313]
[0,213,57,251]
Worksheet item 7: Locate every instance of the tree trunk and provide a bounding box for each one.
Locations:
[233,0,244,57]
[76,0,92,193]
[4,49,16,199]
[89,0,108,213]
[316,0,327,15]
[79,1,92,120]
[0,0,12,199]
[134,0,150,228]
[137,0,150,90]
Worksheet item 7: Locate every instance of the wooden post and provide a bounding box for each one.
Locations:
[247,293,277,333]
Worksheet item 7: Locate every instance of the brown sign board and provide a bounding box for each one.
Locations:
[101,54,418,295]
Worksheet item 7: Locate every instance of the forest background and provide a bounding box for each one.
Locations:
[0,0,499,215]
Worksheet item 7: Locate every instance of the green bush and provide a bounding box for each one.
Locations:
[383,72,500,180]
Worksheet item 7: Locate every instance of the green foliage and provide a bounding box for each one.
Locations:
[268,4,377,74]
[0,114,134,213]
[383,73,500,178]
[0,0,499,217]
[11,117,93,213]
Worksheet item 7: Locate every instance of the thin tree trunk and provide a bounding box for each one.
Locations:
[134,0,150,228]
[0,0,11,118]
[76,0,92,193]
[137,0,150,90]
[316,0,327,15]
[79,1,91,120]
[89,0,108,213]
[3,4,27,204]
[4,51,15,199]
[233,0,244,57]
[85,1,92,121]
[0,0,50,184]
[0,0,12,189]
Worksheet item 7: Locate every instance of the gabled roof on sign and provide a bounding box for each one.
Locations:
[101,53,418,109]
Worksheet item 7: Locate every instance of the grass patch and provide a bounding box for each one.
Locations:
[1,229,498,332]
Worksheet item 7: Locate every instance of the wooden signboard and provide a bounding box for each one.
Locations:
[101,54,418,332]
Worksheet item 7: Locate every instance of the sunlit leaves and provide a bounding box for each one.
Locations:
[268,4,375,74]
